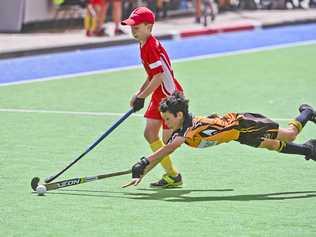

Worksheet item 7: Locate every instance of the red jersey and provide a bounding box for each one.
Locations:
[140,35,183,102]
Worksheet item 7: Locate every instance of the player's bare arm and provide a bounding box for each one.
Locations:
[137,73,164,99]
[137,77,150,95]
[147,135,185,169]
[130,77,150,107]
[131,74,164,112]
[122,136,185,187]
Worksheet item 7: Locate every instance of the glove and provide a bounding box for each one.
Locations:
[132,157,150,178]
[132,97,145,112]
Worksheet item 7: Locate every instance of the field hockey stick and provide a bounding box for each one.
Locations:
[44,108,134,183]
[31,169,132,192]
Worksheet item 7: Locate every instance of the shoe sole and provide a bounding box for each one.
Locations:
[150,181,183,189]
[304,139,316,161]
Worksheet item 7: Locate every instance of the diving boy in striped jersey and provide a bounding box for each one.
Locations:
[123,92,316,187]
[121,7,184,187]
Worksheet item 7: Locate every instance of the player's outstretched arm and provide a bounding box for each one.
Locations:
[122,136,185,187]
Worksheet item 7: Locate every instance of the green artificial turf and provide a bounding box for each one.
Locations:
[1,44,315,237]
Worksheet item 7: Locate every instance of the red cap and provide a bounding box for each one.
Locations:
[121,7,155,26]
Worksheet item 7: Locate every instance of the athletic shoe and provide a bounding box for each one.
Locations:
[114,28,126,36]
[195,17,201,24]
[303,139,316,161]
[211,12,216,21]
[299,104,316,124]
[150,173,183,188]
[86,30,92,37]
[93,28,108,37]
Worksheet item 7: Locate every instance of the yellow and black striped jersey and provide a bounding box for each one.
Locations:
[168,112,279,148]
[168,113,241,148]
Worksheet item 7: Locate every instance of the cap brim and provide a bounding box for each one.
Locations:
[121,19,136,26]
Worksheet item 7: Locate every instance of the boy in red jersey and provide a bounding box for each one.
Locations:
[121,7,184,188]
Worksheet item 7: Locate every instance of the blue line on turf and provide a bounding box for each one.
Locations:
[0,24,316,85]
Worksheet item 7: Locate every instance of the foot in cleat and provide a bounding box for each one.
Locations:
[303,139,316,161]
[299,104,316,124]
[150,173,183,188]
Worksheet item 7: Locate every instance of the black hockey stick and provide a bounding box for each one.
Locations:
[44,108,134,183]
[31,169,132,191]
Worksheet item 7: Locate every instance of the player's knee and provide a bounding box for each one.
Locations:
[143,130,151,142]
[287,133,296,142]
[260,139,279,151]
[144,129,159,143]
[268,145,278,151]
[264,144,277,151]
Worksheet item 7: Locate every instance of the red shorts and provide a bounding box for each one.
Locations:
[144,97,169,129]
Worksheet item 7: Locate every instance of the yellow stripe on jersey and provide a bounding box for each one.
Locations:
[184,114,240,148]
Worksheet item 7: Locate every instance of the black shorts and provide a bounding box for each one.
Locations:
[237,113,279,147]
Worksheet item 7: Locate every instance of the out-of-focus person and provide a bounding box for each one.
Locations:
[238,0,257,9]
[218,0,231,11]
[123,0,137,19]
[195,0,202,23]
[285,0,304,8]
[84,0,107,36]
[102,0,126,35]
[156,0,169,19]
[194,0,216,25]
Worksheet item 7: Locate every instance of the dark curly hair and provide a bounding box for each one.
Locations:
[159,92,189,117]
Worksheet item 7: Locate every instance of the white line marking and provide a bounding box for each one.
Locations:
[0,108,143,117]
[174,40,316,64]
[0,108,290,121]
[1,40,315,87]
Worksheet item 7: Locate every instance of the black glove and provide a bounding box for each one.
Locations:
[132,157,149,178]
[132,97,145,112]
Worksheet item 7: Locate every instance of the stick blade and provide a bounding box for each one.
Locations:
[44,175,55,183]
[31,177,40,191]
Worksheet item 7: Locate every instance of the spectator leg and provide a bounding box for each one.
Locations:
[113,0,122,29]
[195,0,202,23]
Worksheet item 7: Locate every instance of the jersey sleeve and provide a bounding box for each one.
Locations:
[146,44,164,76]
[167,132,180,144]
[167,122,190,144]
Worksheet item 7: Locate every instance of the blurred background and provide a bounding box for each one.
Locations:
[1,0,316,59]
[1,0,315,33]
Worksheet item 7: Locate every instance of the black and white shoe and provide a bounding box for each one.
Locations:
[299,104,316,124]
[303,139,316,161]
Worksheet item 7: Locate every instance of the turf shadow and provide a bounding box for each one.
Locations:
[124,190,316,202]
[41,189,316,202]
[44,188,233,200]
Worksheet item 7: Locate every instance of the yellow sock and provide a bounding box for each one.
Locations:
[150,139,178,177]
[91,18,97,32]
[288,119,303,133]
[84,14,92,31]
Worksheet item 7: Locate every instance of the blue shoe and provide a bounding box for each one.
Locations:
[299,104,316,124]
